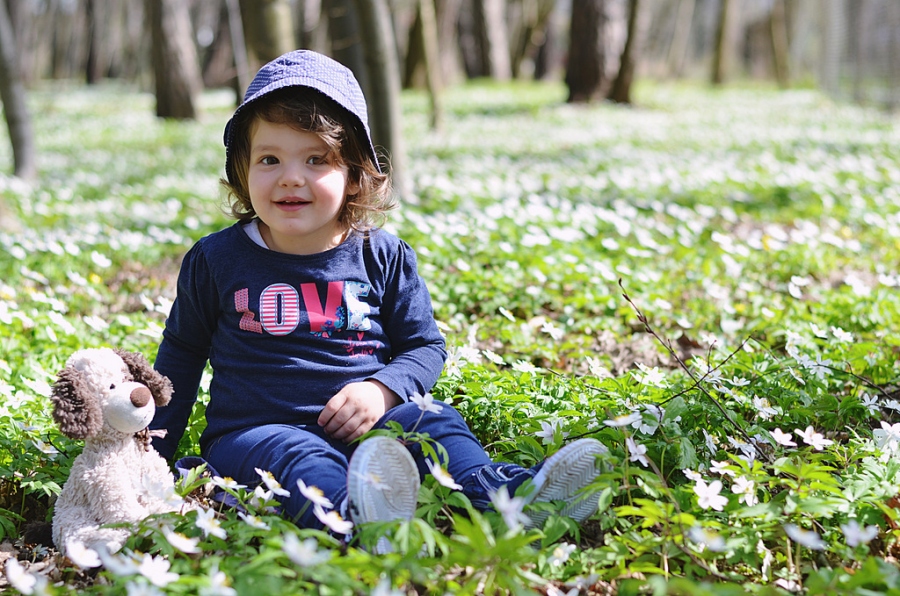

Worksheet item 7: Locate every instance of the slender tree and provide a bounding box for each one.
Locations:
[352,0,408,197]
[711,0,734,85]
[608,0,645,104]
[0,0,36,180]
[565,0,607,102]
[148,0,202,119]
[239,0,294,68]
[475,0,512,80]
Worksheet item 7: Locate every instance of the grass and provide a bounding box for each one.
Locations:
[0,78,899,594]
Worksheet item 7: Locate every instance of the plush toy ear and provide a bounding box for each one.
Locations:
[51,365,103,439]
[114,349,174,407]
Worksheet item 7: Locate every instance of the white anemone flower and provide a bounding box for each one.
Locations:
[425,459,462,490]
[783,524,826,550]
[282,533,330,567]
[296,478,335,509]
[410,392,443,413]
[694,479,728,511]
[313,504,353,535]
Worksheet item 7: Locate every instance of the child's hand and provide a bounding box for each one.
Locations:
[318,380,402,443]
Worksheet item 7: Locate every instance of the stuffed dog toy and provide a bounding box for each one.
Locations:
[50,348,184,557]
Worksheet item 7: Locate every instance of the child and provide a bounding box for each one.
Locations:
[150,49,606,535]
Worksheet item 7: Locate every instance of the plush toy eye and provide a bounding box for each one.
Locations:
[109,384,116,390]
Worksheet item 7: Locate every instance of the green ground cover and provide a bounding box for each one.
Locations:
[1,80,899,594]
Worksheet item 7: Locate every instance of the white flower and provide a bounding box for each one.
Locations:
[860,393,880,415]
[314,505,353,535]
[775,578,801,592]
[603,412,641,428]
[66,541,101,568]
[498,307,516,322]
[282,533,330,567]
[831,326,853,342]
[694,479,728,511]
[211,476,246,491]
[163,529,201,554]
[137,553,179,587]
[91,250,112,268]
[96,545,141,576]
[547,542,577,566]
[426,459,462,490]
[771,428,797,447]
[296,478,335,509]
[5,559,39,595]
[626,437,649,467]
[482,349,505,365]
[238,512,271,530]
[511,360,541,373]
[751,396,778,420]
[687,526,727,552]
[372,576,405,596]
[784,524,826,550]
[635,363,667,387]
[794,426,834,451]
[880,421,900,444]
[700,429,718,455]
[541,320,564,340]
[195,508,227,539]
[535,419,569,444]
[255,468,290,497]
[709,460,735,477]
[840,520,878,547]
[683,469,702,482]
[410,392,443,413]
[490,486,529,531]
[731,476,758,506]
[631,404,662,435]
[199,563,237,596]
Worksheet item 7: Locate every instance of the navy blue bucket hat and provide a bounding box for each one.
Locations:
[223,50,381,183]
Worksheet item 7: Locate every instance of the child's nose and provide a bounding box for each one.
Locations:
[279,161,306,186]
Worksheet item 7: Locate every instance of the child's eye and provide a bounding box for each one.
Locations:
[306,155,327,165]
[260,156,279,165]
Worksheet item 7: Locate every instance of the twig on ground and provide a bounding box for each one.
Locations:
[618,279,772,464]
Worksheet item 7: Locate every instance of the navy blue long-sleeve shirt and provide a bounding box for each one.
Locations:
[150,222,447,460]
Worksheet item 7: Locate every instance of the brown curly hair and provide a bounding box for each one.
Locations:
[221,87,395,232]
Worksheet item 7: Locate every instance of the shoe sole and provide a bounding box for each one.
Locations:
[525,438,607,529]
[347,436,419,525]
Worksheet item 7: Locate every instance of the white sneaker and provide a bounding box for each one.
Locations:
[524,438,608,529]
[347,436,419,526]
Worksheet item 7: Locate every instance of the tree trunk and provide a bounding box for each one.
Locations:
[239,0,294,69]
[352,0,408,198]
[417,0,443,130]
[607,0,644,104]
[326,0,369,94]
[510,0,555,79]
[666,0,694,77]
[435,0,464,84]
[565,0,606,103]
[711,0,734,85]
[475,0,511,79]
[0,0,37,180]
[769,0,789,88]
[148,0,202,119]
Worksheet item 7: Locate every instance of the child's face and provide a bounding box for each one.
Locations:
[248,120,359,254]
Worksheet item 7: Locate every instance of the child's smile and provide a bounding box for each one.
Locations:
[248,120,359,254]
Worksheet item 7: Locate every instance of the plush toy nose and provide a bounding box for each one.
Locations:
[130,386,152,408]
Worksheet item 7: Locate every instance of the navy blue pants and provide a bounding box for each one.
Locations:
[205,400,493,528]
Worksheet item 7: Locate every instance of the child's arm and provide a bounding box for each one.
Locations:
[149,243,218,460]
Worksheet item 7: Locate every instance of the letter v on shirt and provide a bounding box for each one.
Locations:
[234,280,372,337]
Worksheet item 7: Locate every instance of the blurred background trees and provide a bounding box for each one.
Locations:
[1,0,899,182]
